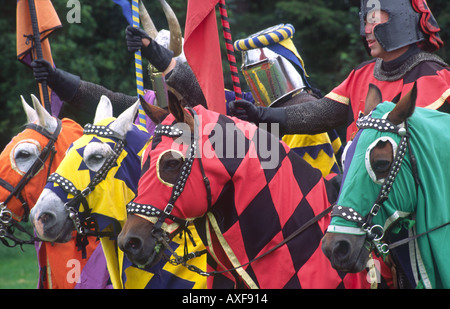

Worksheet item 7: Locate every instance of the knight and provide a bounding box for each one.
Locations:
[229,0,450,143]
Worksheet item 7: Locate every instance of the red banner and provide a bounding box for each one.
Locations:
[184,0,226,114]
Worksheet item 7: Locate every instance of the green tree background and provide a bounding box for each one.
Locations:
[1,0,449,149]
[0,0,448,289]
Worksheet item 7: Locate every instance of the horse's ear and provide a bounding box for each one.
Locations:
[109,99,140,137]
[364,84,383,115]
[31,94,58,134]
[168,92,194,132]
[93,95,113,124]
[139,95,169,124]
[388,82,417,125]
[21,95,38,124]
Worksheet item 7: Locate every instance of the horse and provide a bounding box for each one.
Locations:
[30,96,207,289]
[117,96,370,289]
[0,94,108,289]
[322,83,450,289]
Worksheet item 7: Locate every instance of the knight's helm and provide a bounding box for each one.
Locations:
[359,0,441,52]
[234,24,311,107]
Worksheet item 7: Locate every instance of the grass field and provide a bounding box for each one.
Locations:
[0,222,39,289]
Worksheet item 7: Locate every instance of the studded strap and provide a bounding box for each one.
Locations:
[48,173,81,196]
[331,205,364,224]
[356,113,407,136]
[154,124,184,137]
[126,201,189,225]
[84,123,121,138]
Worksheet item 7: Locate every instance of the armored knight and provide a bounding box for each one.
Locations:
[229,0,450,142]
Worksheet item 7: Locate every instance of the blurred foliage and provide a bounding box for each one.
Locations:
[1,0,449,150]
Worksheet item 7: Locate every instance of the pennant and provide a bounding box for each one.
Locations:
[184,0,226,114]
[16,0,63,117]
[112,0,133,25]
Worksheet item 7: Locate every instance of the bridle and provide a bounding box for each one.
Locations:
[126,107,333,278]
[0,120,61,247]
[126,107,211,273]
[46,123,122,244]
[331,112,421,255]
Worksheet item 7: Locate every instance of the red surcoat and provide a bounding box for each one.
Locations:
[326,57,450,141]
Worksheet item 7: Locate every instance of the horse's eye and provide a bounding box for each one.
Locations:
[84,153,107,172]
[16,150,31,160]
[372,160,391,173]
[83,142,113,172]
[164,158,183,170]
[88,154,105,162]
[157,150,185,186]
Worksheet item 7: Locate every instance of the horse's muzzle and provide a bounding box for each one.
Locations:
[322,232,371,273]
[30,209,73,242]
[118,231,163,269]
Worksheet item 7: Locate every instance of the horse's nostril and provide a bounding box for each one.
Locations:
[332,239,352,259]
[125,237,143,253]
[38,212,56,226]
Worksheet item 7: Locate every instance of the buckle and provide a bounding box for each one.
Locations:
[369,203,381,216]
[81,187,92,197]
[0,208,12,224]
[164,203,174,216]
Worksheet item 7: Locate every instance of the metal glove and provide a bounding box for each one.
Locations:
[31,59,55,83]
[229,99,287,126]
[31,59,80,102]
[125,25,173,72]
[125,25,151,52]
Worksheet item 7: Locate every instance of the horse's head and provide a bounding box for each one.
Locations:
[322,83,418,272]
[0,95,81,228]
[30,96,150,242]
[118,93,263,268]
[119,96,203,267]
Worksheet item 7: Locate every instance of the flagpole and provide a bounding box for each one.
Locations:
[28,0,52,113]
[131,0,147,127]
[218,0,242,100]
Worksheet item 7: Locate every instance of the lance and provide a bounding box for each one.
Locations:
[28,0,52,113]
[218,0,242,100]
[131,0,147,126]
